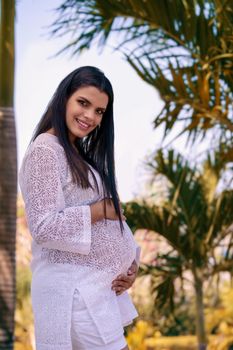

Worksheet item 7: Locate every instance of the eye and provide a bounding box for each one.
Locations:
[96,109,105,116]
[78,99,87,106]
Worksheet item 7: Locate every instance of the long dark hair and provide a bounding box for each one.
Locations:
[31,66,123,230]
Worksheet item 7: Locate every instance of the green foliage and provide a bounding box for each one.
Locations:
[0,0,15,105]
[17,205,25,218]
[15,265,34,350]
[50,0,233,150]
[16,265,31,307]
[127,149,233,279]
[206,286,233,335]
[48,2,233,347]
[127,148,233,297]
[153,301,196,336]
[124,149,233,347]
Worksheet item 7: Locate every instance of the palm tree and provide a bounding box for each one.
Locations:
[124,149,233,350]
[0,1,17,349]
[50,0,233,155]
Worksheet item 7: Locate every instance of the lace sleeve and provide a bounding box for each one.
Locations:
[19,145,91,255]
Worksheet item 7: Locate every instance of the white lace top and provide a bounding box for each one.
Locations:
[19,133,140,350]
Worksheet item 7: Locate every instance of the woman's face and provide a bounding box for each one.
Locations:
[65,86,109,143]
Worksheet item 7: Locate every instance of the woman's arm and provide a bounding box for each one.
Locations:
[20,145,94,254]
[90,198,125,223]
[111,246,141,295]
[111,260,139,295]
[20,145,125,254]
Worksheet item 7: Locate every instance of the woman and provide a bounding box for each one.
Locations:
[19,66,140,350]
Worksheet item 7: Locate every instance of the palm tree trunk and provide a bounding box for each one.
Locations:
[0,1,17,349]
[0,108,17,349]
[193,268,207,350]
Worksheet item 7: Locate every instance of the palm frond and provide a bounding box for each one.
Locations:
[152,275,176,311]
[50,0,233,145]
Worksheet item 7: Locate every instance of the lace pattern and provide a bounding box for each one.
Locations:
[19,133,137,274]
[20,143,91,255]
[19,133,139,348]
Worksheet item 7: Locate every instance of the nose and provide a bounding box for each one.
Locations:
[83,108,95,121]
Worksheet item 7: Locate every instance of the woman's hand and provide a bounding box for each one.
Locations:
[111,260,138,296]
[91,198,125,223]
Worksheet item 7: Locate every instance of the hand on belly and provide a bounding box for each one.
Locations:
[111,260,138,295]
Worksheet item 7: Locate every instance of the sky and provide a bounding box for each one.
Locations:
[15,0,168,201]
[15,1,213,202]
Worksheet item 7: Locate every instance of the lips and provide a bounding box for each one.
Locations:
[75,118,90,130]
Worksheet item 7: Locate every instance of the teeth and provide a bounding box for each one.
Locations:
[75,118,89,129]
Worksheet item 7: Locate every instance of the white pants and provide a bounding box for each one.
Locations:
[71,289,127,350]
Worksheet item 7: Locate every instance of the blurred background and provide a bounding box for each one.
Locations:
[1,1,233,349]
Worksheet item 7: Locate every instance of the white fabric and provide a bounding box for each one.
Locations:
[19,133,139,350]
[71,289,127,350]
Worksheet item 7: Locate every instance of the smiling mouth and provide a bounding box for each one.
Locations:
[75,118,90,130]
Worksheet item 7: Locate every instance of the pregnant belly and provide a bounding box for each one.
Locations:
[43,220,137,277]
[88,220,136,275]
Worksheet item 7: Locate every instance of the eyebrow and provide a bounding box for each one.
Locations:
[78,96,107,110]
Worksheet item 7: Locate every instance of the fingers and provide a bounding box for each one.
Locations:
[111,274,135,293]
[113,280,129,288]
[111,260,138,296]
[127,266,137,275]
[104,198,126,221]
[115,274,131,282]
[112,284,131,295]
[111,271,137,295]
[116,289,125,296]
[127,260,138,276]
[112,285,127,295]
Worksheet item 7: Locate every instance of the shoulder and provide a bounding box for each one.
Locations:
[19,134,66,176]
[27,133,65,159]
[32,133,64,154]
